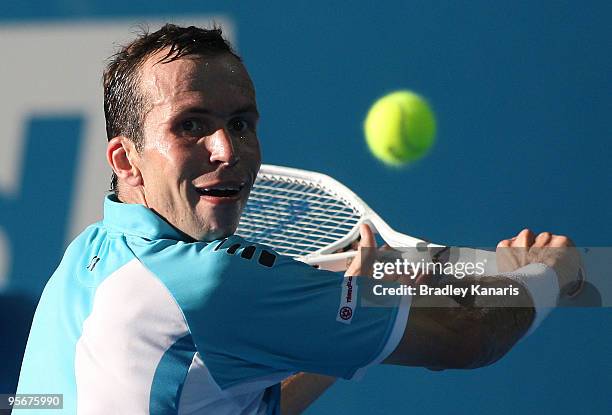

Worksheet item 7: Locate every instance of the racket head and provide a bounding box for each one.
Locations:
[236,165,430,269]
[236,165,366,257]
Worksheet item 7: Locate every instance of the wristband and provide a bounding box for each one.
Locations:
[503,263,560,337]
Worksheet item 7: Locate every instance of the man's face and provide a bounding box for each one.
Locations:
[134,52,261,241]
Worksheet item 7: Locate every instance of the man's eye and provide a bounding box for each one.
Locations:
[229,118,249,133]
[181,119,205,134]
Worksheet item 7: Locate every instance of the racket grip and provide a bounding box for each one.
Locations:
[302,251,358,272]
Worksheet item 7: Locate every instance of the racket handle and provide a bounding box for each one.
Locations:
[302,251,357,272]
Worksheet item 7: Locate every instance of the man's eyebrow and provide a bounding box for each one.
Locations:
[180,105,259,117]
[232,104,260,117]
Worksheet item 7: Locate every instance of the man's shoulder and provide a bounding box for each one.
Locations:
[127,235,284,308]
[56,221,106,272]
[132,235,278,278]
[49,220,138,290]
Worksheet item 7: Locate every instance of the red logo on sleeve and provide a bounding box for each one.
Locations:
[339,306,353,320]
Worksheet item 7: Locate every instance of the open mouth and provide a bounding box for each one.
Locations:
[195,183,245,198]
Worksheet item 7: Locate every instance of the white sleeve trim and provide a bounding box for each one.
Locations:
[350,292,412,380]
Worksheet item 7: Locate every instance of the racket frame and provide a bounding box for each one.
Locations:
[242,165,449,271]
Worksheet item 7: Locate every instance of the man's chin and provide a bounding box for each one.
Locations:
[200,231,233,242]
[195,221,239,242]
[194,206,243,241]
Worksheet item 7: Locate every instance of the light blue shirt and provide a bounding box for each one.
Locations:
[17,195,409,414]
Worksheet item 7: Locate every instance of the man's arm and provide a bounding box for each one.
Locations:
[276,229,532,415]
[281,373,336,415]
[278,227,580,413]
[383,274,535,369]
[384,228,581,369]
[278,227,579,412]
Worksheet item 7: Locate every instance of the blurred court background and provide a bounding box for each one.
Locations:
[0,1,610,413]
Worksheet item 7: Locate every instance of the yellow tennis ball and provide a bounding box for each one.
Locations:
[364,90,436,165]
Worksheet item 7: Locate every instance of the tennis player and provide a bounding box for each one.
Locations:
[16,24,582,414]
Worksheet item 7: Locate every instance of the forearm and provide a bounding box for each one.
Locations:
[385,274,536,369]
[281,373,336,415]
[452,275,536,368]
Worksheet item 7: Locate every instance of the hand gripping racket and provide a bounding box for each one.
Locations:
[236,164,498,273]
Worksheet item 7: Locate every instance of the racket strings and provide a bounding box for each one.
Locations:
[236,174,362,257]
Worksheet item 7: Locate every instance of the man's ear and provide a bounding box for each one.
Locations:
[106,137,143,188]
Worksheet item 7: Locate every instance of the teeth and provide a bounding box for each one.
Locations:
[204,187,239,191]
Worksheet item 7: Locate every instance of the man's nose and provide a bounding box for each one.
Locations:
[208,128,239,166]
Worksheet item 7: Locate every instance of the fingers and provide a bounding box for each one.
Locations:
[345,224,376,277]
[497,228,581,291]
[549,234,574,247]
[358,224,377,272]
[500,230,573,248]
[497,229,533,273]
[497,239,511,248]
[514,228,535,247]
[533,232,552,247]
[498,228,534,254]
[358,223,376,249]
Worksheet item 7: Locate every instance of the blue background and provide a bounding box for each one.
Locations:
[1,1,611,414]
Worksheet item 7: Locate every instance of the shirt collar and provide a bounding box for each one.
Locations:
[103,194,186,241]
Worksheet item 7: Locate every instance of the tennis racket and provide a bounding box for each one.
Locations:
[236,164,498,273]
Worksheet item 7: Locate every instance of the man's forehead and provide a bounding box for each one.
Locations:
[139,52,255,102]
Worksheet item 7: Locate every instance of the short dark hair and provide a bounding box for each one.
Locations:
[103,23,241,193]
